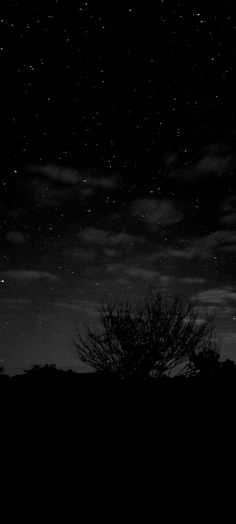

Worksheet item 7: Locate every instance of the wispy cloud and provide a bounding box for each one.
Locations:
[62,246,96,262]
[103,248,120,257]
[220,212,236,226]
[86,174,119,189]
[130,198,183,229]
[29,178,77,207]
[219,195,236,225]
[28,165,120,208]
[54,299,100,316]
[0,298,31,309]
[158,275,174,286]
[162,230,236,259]
[189,153,233,177]
[30,164,119,188]
[167,143,235,179]
[193,286,236,304]
[30,164,80,184]
[77,227,144,247]
[6,231,27,245]
[107,262,173,284]
[222,332,236,343]
[191,287,236,322]
[107,263,159,281]
[125,267,160,281]
[54,302,83,311]
[1,270,59,282]
[178,277,206,284]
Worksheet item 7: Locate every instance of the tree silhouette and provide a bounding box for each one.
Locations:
[72,290,221,381]
[187,348,221,377]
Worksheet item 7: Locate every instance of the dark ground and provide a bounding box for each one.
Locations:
[0,366,234,514]
[1,365,235,423]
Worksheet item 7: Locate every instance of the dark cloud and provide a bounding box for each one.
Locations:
[106,262,173,285]
[193,286,236,304]
[0,270,59,282]
[29,178,77,207]
[167,143,235,180]
[87,174,119,189]
[191,287,236,328]
[62,246,96,262]
[0,298,31,308]
[6,231,27,245]
[178,277,206,284]
[220,212,236,226]
[30,164,80,184]
[103,248,121,258]
[77,227,144,248]
[29,164,119,188]
[54,299,100,317]
[161,230,236,259]
[130,198,183,229]
[27,165,120,208]
[188,153,233,178]
[125,266,161,281]
[220,195,236,225]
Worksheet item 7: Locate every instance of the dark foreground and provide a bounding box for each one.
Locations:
[1,366,236,423]
[1,366,235,512]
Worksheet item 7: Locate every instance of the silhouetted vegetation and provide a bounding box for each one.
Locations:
[1,292,236,426]
[72,290,222,381]
[1,359,236,435]
[23,364,76,380]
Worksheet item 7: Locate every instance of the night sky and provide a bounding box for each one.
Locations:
[1,1,236,374]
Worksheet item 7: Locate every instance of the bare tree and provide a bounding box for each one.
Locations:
[71,290,221,381]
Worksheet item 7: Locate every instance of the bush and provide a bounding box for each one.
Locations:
[72,290,221,381]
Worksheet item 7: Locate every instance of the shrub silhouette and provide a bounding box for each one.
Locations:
[188,348,221,377]
[23,364,78,382]
[24,364,59,377]
[72,290,221,381]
